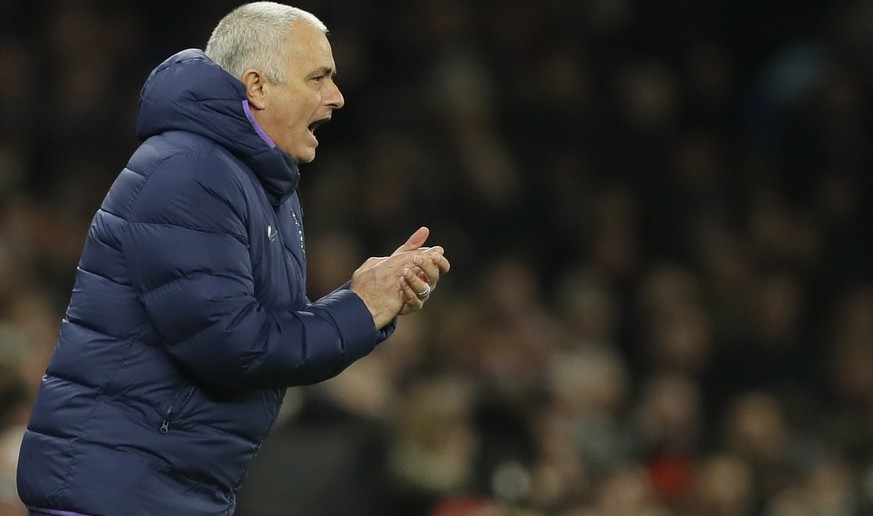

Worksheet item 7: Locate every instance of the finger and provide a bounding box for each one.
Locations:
[414,252,450,282]
[385,249,430,271]
[434,253,450,273]
[400,271,425,307]
[400,278,417,304]
[403,266,430,297]
[412,255,439,284]
[388,246,442,264]
[393,226,429,254]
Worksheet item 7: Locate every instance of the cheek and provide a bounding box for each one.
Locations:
[274,91,320,137]
[273,95,301,123]
[290,104,316,132]
[286,102,317,136]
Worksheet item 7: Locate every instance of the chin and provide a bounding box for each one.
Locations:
[290,151,316,164]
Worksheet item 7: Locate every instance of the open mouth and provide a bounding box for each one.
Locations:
[308,117,330,134]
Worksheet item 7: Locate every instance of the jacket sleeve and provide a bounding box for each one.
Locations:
[334,280,397,343]
[120,153,384,391]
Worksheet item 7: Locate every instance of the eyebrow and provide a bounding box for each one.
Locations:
[312,66,336,77]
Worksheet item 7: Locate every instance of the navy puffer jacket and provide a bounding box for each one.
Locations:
[17,49,392,516]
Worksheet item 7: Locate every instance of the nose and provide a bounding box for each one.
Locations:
[326,79,344,109]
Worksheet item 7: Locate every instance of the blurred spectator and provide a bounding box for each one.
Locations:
[690,454,756,516]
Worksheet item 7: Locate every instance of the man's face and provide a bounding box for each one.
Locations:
[258,22,344,163]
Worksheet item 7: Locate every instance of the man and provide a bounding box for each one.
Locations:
[16,3,449,515]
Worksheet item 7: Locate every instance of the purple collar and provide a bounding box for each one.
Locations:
[242,100,276,148]
[29,509,94,516]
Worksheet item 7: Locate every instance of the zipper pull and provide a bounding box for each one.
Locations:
[160,419,170,433]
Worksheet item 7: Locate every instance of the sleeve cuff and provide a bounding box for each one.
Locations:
[309,288,379,362]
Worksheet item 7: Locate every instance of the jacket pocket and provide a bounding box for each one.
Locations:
[160,384,196,433]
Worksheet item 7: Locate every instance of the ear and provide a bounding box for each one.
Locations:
[241,68,268,110]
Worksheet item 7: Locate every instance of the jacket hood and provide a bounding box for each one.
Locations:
[136,49,299,205]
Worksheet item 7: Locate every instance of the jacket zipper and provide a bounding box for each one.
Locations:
[290,208,305,258]
[160,385,196,433]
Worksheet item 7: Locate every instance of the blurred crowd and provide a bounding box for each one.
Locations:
[2,0,873,514]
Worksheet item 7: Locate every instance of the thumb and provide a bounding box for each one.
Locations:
[393,226,429,254]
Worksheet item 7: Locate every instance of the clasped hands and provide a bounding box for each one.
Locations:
[350,226,450,329]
